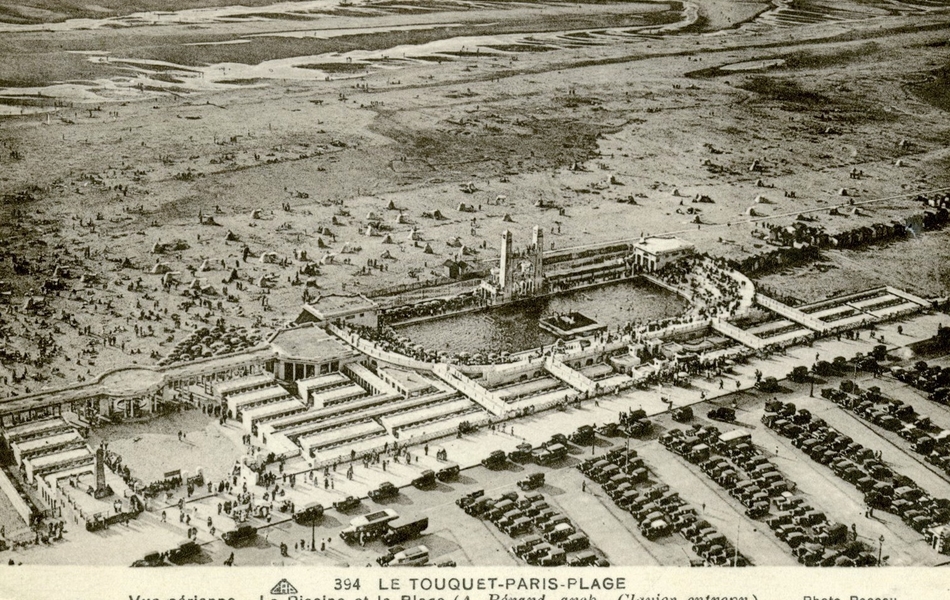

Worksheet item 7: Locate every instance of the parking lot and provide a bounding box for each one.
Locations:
[179,380,948,567]
[186,350,950,567]
[8,316,950,567]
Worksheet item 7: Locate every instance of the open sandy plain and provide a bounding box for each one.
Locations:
[2,0,950,396]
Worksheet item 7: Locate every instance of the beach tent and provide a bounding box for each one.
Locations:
[382,234,393,244]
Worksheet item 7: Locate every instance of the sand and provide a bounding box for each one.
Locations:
[1,0,950,396]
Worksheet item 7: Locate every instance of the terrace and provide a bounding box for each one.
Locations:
[213,373,276,399]
[25,447,94,481]
[274,390,453,446]
[380,397,482,432]
[264,393,395,434]
[3,418,75,444]
[227,385,290,418]
[299,420,387,456]
[13,431,84,464]
[296,372,348,399]
[311,383,371,407]
[241,398,307,430]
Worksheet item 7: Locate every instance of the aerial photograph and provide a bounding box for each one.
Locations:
[1,0,950,570]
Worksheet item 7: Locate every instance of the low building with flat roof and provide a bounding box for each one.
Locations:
[296,293,379,329]
[633,236,694,272]
[269,324,360,382]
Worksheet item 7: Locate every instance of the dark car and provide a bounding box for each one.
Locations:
[222,525,256,546]
[333,496,362,512]
[518,473,545,491]
[369,481,399,502]
[293,502,325,524]
[708,407,736,422]
[481,450,508,469]
[436,465,460,481]
[509,443,535,463]
[411,470,437,489]
[571,425,596,446]
[672,406,693,423]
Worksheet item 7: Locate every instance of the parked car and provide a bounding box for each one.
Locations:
[481,450,508,469]
[333,496,362,512]
[708,407,736,422]
[518,473,545,491]
[411,470,437,489]
[369,481,399,502]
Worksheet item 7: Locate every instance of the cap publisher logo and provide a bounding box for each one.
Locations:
[271,580,299,595]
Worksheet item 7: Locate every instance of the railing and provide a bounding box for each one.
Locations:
[327,324,435,371]
[756,293,827,333]
[432,364,507,416]
[0,468,33,524]
[544,356,597,394]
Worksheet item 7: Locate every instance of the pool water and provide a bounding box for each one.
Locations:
[396,278,687,355]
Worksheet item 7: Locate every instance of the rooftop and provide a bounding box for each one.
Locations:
[379,367,435,394]
[634,236,694,255]
[304,293,378,318]
[269,325,356,362]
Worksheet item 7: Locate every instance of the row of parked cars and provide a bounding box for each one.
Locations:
[500,435,573,468]
[892,360,950,399]
[578,447,748,566]
[661,425,874,566]
[763,402,950,539]
[483,415,659,474]
[822,382,950,476]
[456,489,601,566]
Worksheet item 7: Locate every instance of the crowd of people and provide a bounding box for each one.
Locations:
[379,289,487,324]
